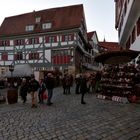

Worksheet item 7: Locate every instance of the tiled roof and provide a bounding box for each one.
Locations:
[0,4,84,37]
[87,31,95,40]
[98,41,120,51]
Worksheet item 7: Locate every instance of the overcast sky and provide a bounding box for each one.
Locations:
[0,0,118,42]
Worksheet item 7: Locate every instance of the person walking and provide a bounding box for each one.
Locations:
[19,78,28,103]
[80,73,87,104]
[29,74,40,108]
[45,73,55,106]
[75,74,81,94]
[38,79,46,104]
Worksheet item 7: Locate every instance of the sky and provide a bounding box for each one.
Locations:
[0,0,118,42]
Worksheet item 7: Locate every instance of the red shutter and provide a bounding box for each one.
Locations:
[14,40,17,46]
[29,53,31,60]
[62,35,65,42]
[71,34,74,40]
[60,56,63,64]
[2,53,8,60]
[29,39,32,44]
[45,36,49,43]
[52,56,55,64]
[35,53,39,59]
[0,40,2,46]
[35,37,39,44]
[64,56,67,64]
[14,54,18,60]
[6,40,10,46]
[55,56,59,64]
[21,39,25,45]
[54,36,57,42]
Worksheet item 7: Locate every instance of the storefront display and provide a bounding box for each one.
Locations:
[95,50,140,103]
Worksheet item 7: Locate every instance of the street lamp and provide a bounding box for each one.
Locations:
[9,65,14,77]
[7,64,18,104]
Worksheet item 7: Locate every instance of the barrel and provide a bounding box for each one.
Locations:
[7,88,18,104]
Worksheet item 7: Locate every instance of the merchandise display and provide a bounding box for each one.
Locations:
[101,64,139,98]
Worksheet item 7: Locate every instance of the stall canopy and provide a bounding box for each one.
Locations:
[5,64,33,77]
[94,50,140,64]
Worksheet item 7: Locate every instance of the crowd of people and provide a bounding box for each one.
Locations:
[18,71,101,108]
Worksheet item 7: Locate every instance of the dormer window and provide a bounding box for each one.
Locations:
[42,23,52,30]
[25,25,34,31]
[36,17,41,23]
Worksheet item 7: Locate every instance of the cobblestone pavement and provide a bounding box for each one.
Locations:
[0,86,140,140]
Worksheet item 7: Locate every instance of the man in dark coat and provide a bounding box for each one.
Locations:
[80,73,87,104]
[20,78,28,103]
[45,73,55,105]
[29,74,40,108]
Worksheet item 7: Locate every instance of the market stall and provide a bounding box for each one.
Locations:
[94,50,140,103]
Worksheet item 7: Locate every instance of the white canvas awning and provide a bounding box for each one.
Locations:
[4,64,33,77]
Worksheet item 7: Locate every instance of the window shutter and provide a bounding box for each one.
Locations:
[0,40,2,46]
[54,36,57,42]
[6,40,10,46]
[21,39,25,45]
[62,35,65,42]
[29,53,31,60]
[45,36,49,43]
[14,54,18,60]
[35,37,39,44]
[2,53,8,60]
[29,38,32,44]
[71,34,74,40]
[14,40,18,46]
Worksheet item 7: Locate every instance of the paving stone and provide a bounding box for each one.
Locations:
[0,86,140,140]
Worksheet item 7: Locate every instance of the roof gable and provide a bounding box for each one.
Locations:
[98,41,120,51]
[0,4,84,37]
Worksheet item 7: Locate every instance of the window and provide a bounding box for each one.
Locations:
[14,52,22,60]
[62,34,74,42]
[45,36,57,43]
[29,52,39,60]
[25,25,34,31]
[0,40,10,46]
[14,39,25,45]
[36,17,41,23]
[29,37,39,44]
[42,23,52,29]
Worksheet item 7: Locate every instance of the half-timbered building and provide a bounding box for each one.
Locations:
[0,4,95,75]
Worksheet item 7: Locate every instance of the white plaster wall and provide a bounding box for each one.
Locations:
[131,35,140,51]
[45,50,51,62]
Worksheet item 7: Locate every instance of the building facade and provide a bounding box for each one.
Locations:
[0,4,95,75]
[114,0,140,50]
